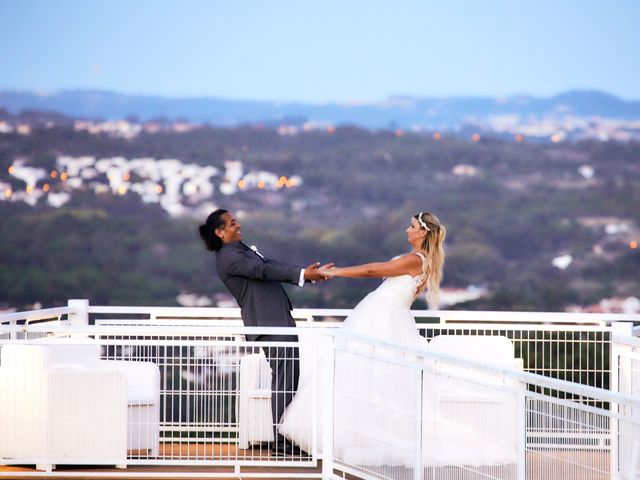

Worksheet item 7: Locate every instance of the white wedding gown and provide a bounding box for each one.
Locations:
[279,252,429,466]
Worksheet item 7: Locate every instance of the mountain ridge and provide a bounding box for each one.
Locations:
[1,88,640,129]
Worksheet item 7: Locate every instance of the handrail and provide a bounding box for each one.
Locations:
[436,309,640,325]
[87,305,243,317]
[612,334,640,348]
[0,306,73,325]
[81,304,639,325]
[0,324,338,337]
[2,301,638,326]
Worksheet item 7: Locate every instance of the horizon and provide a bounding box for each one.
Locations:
[1,0,639,103]
[1,87,638,106]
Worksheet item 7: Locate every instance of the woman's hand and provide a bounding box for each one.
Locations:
[314,254,421,279]
[318,264,340,278]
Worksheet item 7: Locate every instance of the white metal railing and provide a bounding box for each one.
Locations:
[81,301,640,395]
[0,305,71,341]
[329,331,640,480]
[0,301,639,479]
[4,301,636,327]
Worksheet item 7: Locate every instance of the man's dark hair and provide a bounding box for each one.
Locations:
[198,209,228,252]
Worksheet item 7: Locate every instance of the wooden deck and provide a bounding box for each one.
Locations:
[0,465,322,480]
[0,443,321,479]
[0,443,611,479]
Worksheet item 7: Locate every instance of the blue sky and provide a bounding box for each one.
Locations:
[1,0,639,103]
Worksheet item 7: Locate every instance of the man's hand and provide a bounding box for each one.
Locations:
[304,262,334,282]
[318,264,339,278]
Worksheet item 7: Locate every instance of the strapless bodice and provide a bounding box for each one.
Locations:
[373,273,425,308]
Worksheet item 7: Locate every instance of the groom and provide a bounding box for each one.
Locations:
[199,209,328,456]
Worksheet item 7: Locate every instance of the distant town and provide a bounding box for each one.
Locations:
[1,105,638,316]
[2,109,640,143]
[2,152,302,218]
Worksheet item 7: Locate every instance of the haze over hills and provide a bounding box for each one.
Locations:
[1,89,640,131]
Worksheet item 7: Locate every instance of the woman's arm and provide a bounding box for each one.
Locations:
[322,253,422,279]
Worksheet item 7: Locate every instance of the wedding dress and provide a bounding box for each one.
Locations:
[278,252,429,466]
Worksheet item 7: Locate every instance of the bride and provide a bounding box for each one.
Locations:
[278,211,446,465]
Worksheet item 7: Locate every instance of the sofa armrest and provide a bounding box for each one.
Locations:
[98,360,160,405]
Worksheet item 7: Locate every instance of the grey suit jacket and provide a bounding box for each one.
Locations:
[215,241,302,339]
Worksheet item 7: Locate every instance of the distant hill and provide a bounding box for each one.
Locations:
[1,89,639,129]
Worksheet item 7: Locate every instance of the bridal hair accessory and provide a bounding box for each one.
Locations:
[417,212,430,231]
[250,245,265,259]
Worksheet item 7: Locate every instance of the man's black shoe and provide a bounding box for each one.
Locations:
[270,441,310,459]
[269,448,288,458]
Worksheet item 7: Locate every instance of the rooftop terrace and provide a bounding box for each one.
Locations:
[1,300,639,479]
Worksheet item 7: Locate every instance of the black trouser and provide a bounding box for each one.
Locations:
[256,333,300,450]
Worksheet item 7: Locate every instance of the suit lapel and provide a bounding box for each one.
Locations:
[239,241,265,261]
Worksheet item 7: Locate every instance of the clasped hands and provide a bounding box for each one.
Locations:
[303,262,339,282]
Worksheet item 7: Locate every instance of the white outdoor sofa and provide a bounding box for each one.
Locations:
[237,351,274,449]
[0,338,160,471]
[423,335,524,466]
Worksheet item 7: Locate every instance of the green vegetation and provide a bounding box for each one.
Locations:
[0,124,638,311]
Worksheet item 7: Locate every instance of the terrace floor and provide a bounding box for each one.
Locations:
[0,442,610,479]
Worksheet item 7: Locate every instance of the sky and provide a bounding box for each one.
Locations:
[1,0,639,104]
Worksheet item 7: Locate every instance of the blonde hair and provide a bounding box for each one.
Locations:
[415,211,446,309]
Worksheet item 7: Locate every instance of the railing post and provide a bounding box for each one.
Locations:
[10,319,18,340]
[322,333,335,480]
[67,299,89,326]
[610,321,633,479]
[611,322,634,395]
[517,380,527,480]
[414,368,423,480]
